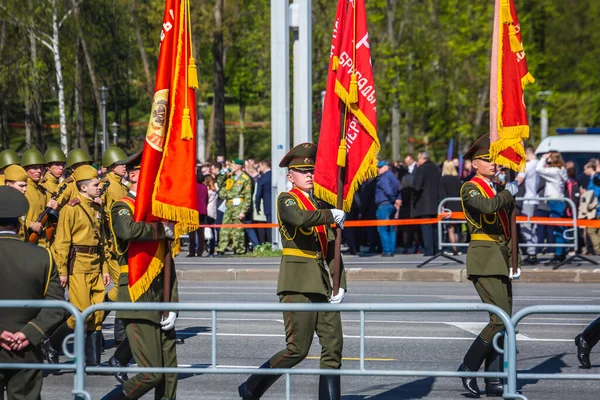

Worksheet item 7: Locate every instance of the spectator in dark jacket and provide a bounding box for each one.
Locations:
[440,160,462,255]
[412,151,441,256]
[360,177,380,253]
[255,159,272,244]
[375,160,402,256]
[188,172,209,257]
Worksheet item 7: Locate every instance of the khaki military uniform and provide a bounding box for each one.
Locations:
[0,232,64,400]
[52,193,108,331]
[101,172,128,302]
[0,175,5,186]
[216,172,252,254]
[40,172,60,196]
[56,178,78,209]
[110,195,178,399]
[24,178,50,247]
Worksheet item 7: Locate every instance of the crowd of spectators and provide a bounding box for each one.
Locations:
[188,150,600,263]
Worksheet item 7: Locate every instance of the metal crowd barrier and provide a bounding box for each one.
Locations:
[0,300,88,400]
[77,302,525,400]
[417,196,593,269]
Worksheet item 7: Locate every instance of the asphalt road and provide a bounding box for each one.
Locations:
[41,281,600,399]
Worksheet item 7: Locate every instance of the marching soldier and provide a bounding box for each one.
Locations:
[56,148,94,208]
[101,146,129,344]
[41,147,67,196]
[0,186,64,400]
[238,143,347,400]
[575,318,600,369]
[51,165,110,367]
[22,149,58,247]
[101,151,179,400]
[457,134,519,398]
[3,165,29,240]
[216,158,252,255]
[0,149,20,186]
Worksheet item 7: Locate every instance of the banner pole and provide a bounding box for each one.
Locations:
[333,100,346,296]
[162,240,173,317]
[508,170,518,275]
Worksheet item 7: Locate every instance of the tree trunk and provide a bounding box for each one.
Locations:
[52,0,68,153]
[0,22,7,149]
[24,101,32,150]
[75,38,88,152]
[206,98,215,160]
[131,0,154,102]
[28,0,43,150]
[238,102,245,160]
[72,0,102,124]
[213,0,226,158]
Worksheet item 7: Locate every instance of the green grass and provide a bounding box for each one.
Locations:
[240,243,282,258]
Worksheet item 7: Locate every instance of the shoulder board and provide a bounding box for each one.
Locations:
[68,198,81,207]
[118,196,136,208]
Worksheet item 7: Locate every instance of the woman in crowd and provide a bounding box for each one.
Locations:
[204,174,219,257]
[536,151,568,264]
[440,160,462,255]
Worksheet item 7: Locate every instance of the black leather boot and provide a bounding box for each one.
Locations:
[46,320,72,363]
[238,361,281,399]
[85,331,102,368]
[318,375,341,400]
[114,318,127,345]
[577,317,600,368]
[100,386,130,400]
[458,336,493,397]
[109,338,132,383]
[484,349,503,397]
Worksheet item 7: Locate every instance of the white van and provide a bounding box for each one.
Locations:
[535,134,600,172]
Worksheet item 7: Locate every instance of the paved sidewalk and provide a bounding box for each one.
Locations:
[173,253,600,283]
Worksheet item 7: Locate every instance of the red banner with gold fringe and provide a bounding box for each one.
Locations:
[127,0,199,302]
[314,0,379,212]
[489,0,535,172]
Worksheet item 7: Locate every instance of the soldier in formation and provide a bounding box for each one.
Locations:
[457,134,520,398]
[0,149,20,186]
[216,158,252,255]
[0,186,64,399]
[3,165,29,240]
[101,151,179,400]
[238,143,347,400]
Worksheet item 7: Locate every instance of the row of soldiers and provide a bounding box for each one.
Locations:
[0,146,181,400]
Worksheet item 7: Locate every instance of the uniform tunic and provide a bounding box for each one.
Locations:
[267,189,346,370]
[110,194,178,399]
[0,232,64,399]
[461,177,516,343]
[216,172,252,254]
[52,193,108,331]
[40,172,60,196]
[24,178,50,247]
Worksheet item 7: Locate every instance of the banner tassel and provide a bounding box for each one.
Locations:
[181,108,193,140]
[501,0,513,24]
[337,139,347,167]
[188,57,199,89]
[508,25,524,52]
[349,73,358,104]
[332,55,339,71]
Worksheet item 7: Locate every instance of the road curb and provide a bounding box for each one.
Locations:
[176,268,598,283]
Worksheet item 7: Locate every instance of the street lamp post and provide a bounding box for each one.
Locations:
[197,102,208,162]
[537,90,553,141]
[100,86,109,154]
[111,122,119,146]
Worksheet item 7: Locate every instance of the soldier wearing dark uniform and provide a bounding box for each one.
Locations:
[0,186,64,400]
[238,143,347,400]
[0,149,20,186]
[101,151,179,400]
[457,134,520,398]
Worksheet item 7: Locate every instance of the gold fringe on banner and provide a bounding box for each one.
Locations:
[489,125,530,172]
[501,0,513,24]
[128,242,166,303]
[188,57,199,89]
[508,25,524,52]
[521,72,535,89]
[337,139,347,167]
[332,55,339,71]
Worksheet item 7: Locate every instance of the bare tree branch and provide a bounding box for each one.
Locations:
[58,0,84,29]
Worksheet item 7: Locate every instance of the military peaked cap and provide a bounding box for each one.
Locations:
[279,142,317,170]
[0,186,29,218]
[464,134,491,161]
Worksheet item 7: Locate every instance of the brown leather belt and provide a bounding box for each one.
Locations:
[72,245,100,254]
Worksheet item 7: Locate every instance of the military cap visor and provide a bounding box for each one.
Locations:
[123,151,143,171]
[464,134,491,161]
[279,142,317,169]
[0,186,29,218]
[4,165,28,182]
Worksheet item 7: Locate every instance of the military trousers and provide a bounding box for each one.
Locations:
[268,292,343,370]
[0,368,42,400]
[216,206,246,254]
[472,275,513,343]
[122,319,178,400]
[67,272,105,331]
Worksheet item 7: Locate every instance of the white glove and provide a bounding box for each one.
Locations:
[160,311,177,331]
[509,267,522,281]
[162,222,175,239]
[330,288,345,304]
[331,209,346,230]
[505,180,519,196]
